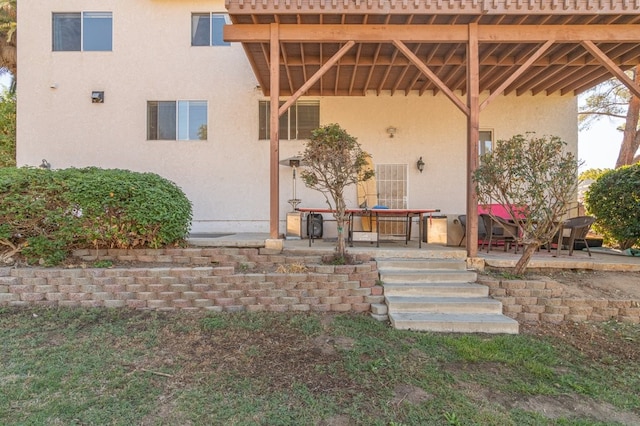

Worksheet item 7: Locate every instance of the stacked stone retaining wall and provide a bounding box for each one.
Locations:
[0,248,383,312]
[479,276,640,324]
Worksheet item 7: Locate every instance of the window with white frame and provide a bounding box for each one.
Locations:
[52,12,113,51]
[478,130,494,161]
[191,13,230,46]
[258,100,320,140]
[147,101,208,141]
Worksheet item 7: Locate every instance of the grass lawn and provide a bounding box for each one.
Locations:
[1,308,639,425]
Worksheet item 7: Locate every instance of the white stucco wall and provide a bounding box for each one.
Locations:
[17,0,578,235]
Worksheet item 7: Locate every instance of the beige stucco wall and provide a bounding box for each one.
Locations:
[17,0,578,235]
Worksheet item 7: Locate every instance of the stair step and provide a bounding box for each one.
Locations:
[383,282,489,297]
[380,270,477,284]
[389,312,519,334]
[375,258,467,271]
[386,296,503,314]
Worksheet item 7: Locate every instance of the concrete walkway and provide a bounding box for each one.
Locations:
[188,233,640,272]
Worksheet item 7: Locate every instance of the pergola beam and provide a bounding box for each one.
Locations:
[582,40,640,98]
[392,40,469,116]
[225,24,640,43]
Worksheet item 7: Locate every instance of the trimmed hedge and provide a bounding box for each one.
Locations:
[0,167,192,265]
[585,163,640,250]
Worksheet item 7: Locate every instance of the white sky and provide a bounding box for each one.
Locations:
[578,116,625,172]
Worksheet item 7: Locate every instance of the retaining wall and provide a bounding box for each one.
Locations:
[479,276,640,324]
[0,248,383,312]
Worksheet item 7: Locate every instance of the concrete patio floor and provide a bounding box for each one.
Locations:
[188,233,640,272]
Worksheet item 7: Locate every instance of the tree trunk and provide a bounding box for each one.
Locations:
[514,244,538,275]
[615,65,640,168]
[335,217,346,258]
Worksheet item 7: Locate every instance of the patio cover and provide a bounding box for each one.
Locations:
[224,0,640,257]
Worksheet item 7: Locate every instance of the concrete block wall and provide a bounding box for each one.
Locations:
[0,248,383,312]
[479,277,640,324]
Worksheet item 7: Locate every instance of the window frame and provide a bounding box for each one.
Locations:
[147,100,209,141]
[258,100,320,141]
[478,129,494,161]
[191,13,231,47]
[52,11,113,52]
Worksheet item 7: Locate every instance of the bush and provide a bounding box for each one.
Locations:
[0,167,192,265]
[585,163,640,250]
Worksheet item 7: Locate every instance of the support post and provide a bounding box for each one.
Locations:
[466,23,480,258]
[269,23,280,239]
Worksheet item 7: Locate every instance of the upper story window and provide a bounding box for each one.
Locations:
[259,100,320,140]
[147,101,208,141]
[192,13,230,46]
[52,12,113,51]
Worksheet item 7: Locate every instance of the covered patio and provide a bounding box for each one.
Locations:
[223,0,640,258]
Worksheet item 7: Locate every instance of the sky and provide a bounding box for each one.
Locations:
[578,117,624,172]
[0,73,624,171]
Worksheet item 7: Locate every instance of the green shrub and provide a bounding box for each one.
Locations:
[585,163,640,250]
[0,167,192,265]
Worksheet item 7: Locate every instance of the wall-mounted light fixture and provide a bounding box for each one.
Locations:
[386,126,397,138]
[417,156,425,173]
[39,159,51,170]
[91,91,104,103]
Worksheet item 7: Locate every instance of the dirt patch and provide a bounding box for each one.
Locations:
[461,382,640,426]
[536,270,640,300]
[521,321,640,362]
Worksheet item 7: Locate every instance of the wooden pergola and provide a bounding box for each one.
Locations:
[223,0,640,257]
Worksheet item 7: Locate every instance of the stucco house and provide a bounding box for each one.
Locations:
[16,0,640,257]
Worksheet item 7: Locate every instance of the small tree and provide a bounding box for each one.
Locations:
[474,133,580,274]
[300,124,374,259]
[0,89,15,167]
[585,163,640,250]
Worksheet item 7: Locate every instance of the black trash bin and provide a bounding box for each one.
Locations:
[307,213,323,238]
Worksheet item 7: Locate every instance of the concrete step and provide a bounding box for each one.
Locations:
[389,312,520,334]
[386,296,503,314]
[383,282,489,297]
[379,270,478,284]
[375,258,468,271]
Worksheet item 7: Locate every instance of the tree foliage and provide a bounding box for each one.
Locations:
[0,167,192,265]
[0,89,14,167]
[300,123,374,259]
[585,164,640,250]
[0,0,16,83]
[474,133,580,274]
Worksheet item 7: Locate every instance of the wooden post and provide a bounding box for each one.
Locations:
[269,23,280,239]
[466,23,480,258]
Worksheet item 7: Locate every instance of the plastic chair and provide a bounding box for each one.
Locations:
[480,214,519,253]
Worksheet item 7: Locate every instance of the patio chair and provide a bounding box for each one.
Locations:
[457,214,487,247]
[479,213,519,253]
[553,216,596,256]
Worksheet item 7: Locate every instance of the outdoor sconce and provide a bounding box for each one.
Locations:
[386,126,397,138]
[417,156,425,173]
[39,159,51,169]
[91,91,104,103]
